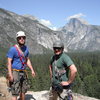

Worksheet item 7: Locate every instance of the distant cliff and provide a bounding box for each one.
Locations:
[60,18,100,51]
[0,8,100,54]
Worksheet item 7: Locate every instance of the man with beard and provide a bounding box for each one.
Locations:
[7,31,35,100]
[49,40,77,100]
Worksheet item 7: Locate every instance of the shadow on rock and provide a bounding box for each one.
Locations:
[25,94,36,100]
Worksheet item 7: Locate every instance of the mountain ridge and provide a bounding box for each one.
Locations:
[0,8,100,54]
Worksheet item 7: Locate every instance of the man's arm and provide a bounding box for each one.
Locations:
[26,57,35,77]
[61,64,77,86]
[7,58,13,82]
[49,65,52,80]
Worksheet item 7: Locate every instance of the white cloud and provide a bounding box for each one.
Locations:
[66,13,86,21]
[39,19,52,27]
[39,19,58,31]
[50,27,57,31]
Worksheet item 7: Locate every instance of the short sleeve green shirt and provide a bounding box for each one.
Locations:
[50,53,74,84]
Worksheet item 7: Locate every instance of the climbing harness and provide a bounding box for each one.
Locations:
[14,44,27,69]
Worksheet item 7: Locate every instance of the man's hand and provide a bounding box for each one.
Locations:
[31,71,36,77]
[8,74,14,82]
[60,81,70,86]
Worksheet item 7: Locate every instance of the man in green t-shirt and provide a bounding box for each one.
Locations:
[49,40,77,100]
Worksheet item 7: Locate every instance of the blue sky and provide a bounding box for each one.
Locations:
[0,0,100,30]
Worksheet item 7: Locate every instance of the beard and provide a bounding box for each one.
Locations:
[17,41,25,46]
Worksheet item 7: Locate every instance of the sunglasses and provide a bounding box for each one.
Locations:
[53,47,62,50]
[17,36,26,40]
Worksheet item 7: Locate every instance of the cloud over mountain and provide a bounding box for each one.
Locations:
[66,13,86,21]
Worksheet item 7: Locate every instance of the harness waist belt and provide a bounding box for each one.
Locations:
[12,69,26,72]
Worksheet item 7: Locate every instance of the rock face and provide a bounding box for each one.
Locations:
[25,91,99,100]
[60,18,100,51]
[0,8,100,54]
[0,77,99,100]
[0,8,60,54]
[0,77,12,100]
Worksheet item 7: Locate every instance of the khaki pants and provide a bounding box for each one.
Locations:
[11,71,29,96]
[49,87,68,100]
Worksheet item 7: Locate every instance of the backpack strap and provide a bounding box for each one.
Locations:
[14,44,27,68]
